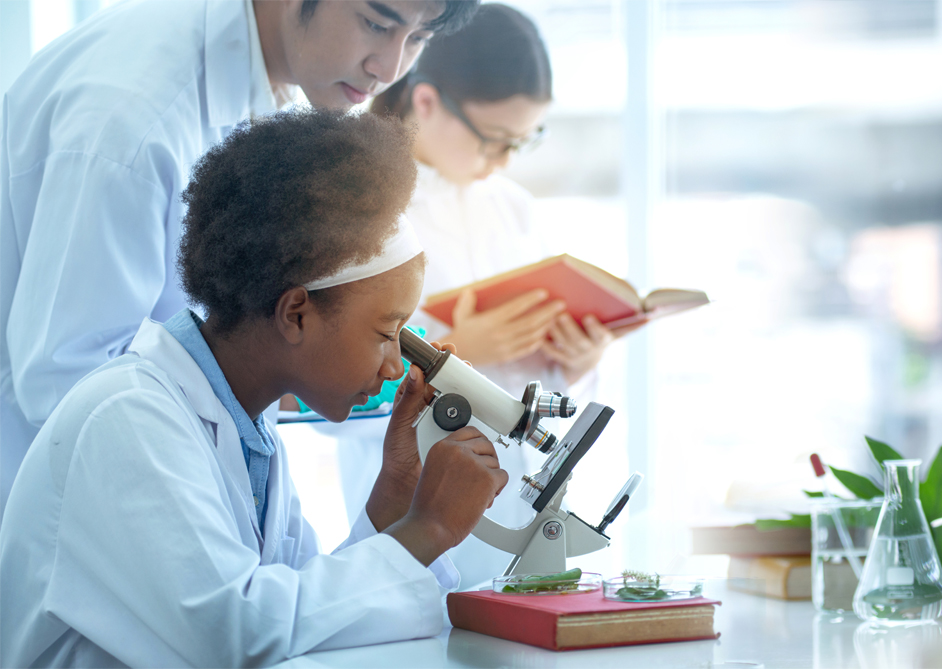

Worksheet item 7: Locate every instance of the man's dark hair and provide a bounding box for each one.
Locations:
[177,109,416,335]
[299,0,479,35]
[370,3,551,117]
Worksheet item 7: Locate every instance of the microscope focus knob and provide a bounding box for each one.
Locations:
[432,393,473,431]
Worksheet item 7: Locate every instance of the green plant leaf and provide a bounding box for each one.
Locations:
[932,522,942,563]
[829,466,882,499]
[803,490,825,498]
[920,445,942,525]
[865,436,903,466]
[755,514,811,530]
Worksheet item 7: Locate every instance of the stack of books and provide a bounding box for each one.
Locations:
[691,524,817,600]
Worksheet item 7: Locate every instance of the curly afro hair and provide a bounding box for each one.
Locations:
[177,108,417,335]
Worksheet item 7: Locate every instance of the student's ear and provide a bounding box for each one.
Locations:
[411,83,441,121]
[274,286,318,345]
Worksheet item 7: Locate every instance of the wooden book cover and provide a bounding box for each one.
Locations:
[422,254,709,329]
[447,589,720,651]
[690,524,812,557]
[727,556,812,600]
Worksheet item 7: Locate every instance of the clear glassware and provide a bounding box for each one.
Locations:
[852,459,942,625]
[811,498,882,614]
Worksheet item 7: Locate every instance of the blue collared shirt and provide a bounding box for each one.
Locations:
[163,309,275,529]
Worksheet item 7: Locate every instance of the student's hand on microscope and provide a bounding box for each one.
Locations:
[367,343,450,533]
[383,424,508,567]
[369,340,508,566]
[444,288,566,366]
[367,341,484,536]
[541,312,647,384]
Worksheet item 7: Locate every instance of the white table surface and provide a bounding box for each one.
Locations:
[275,581,942,669]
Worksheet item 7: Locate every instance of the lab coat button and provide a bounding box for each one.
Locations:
[254,495,259,506]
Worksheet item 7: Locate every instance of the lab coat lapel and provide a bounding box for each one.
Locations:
[128,319,265,547]
[214,408,266,547]
[204,0,252,129]
[259,443,287,564]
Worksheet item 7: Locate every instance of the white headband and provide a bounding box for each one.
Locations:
[303,214,423,291]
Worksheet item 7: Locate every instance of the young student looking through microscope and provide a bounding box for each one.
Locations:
[333,4,644,588]
[0,110,507,668]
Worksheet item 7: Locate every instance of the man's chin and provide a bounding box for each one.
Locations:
[301,85,357,113]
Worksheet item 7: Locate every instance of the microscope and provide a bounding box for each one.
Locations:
[399,328,642,576]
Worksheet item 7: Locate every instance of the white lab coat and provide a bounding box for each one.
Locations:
[337,163,592,587]
[0,318,457,668]
[0,0,283,517]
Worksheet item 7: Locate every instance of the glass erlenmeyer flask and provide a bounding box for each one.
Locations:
[853,459,942,625]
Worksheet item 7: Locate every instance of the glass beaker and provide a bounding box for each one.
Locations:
[811,498,881,614]
[853,459,942,625]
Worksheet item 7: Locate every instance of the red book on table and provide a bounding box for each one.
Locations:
[447,589,720,651]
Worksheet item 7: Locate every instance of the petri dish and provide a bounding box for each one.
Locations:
[494,572,602,595]
[603,575,706,602]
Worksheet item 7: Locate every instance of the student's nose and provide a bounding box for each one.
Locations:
[382,344,405,381]
[364,39,408,86]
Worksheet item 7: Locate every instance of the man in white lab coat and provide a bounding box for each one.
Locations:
[0,0,478,518]
[0,108,508,667]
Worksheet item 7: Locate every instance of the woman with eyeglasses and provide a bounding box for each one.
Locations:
[332,3,627,588]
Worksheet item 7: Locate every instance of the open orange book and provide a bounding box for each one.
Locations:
[422,254,709,329]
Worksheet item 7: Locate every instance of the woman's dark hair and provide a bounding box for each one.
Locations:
[299,0,479,35]
[370,3,552,117]
[177,108,416,335]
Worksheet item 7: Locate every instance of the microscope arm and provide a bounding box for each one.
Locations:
[415,408,610,574]
[415,412,532,554]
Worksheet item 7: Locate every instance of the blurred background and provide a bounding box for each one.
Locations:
[5,0,940,575]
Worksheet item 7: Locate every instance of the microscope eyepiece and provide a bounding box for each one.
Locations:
[399,328,449,382]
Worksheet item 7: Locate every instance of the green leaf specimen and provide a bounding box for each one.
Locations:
[501,568,583,593]
[613,570,704,601]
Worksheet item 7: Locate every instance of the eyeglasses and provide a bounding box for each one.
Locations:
[435,87,547,159]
